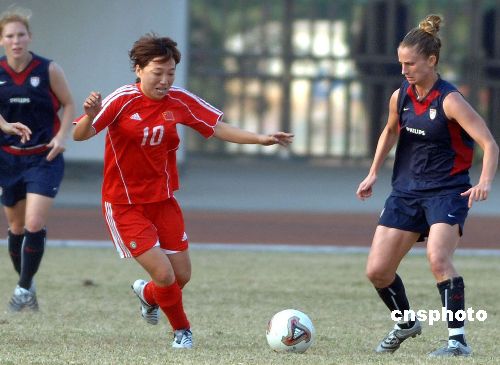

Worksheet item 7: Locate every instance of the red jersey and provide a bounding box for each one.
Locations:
[79,84,222,204]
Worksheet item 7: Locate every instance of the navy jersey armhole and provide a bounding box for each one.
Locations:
[438,80,462,122]
[396,81,407,125]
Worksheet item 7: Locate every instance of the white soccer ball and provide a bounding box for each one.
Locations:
[266,309,315,353]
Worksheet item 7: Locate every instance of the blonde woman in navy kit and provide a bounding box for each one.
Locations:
[357,14,498,357]
[0,7,75,311]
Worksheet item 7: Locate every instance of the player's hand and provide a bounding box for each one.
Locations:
[460,180,492,208]
[46,135,66,161]
[0,122,31,143]
[260,132,294,146]
[83,91,102,119]
[356,174,377,200]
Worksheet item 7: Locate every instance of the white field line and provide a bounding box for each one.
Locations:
[0,240,499,256]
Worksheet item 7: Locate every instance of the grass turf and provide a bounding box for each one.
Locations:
[0,246,498,364]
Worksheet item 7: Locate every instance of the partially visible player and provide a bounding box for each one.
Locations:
[357,14,498,357]
[0,7,75,311]
[73,33,293,349]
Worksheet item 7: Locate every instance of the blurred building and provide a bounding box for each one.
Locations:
[188,0,500,162]
[0,0,189,162]
[1,0,498,164]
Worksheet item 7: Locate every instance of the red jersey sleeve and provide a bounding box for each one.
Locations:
[74,85,142,134]
[168,87,223,138]
[93,85,143,134]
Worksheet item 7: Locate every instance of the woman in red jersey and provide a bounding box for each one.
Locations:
[0,7,75,312]
[73,34,293,349]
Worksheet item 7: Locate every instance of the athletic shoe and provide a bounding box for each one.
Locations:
[8,285,39,312]
[429,339,472,357]
[375,320,422,353]
[131,279,159,325]
[28,281,39,311]
[172,329,193,349]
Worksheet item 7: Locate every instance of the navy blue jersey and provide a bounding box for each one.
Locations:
[392,78,474,196]
[0,53,60,154]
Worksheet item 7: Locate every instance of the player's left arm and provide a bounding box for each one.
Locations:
[213,121,294,147]
[46,62,76,161]
[443,92,499,207]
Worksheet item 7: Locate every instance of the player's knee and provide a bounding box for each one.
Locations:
[427,253,451,277]
[5,215,24,233]
[150,268,176,287]
[24,216,46,232]
[8,224,24,235]
[176,272,191,289]
[366,267,393,288]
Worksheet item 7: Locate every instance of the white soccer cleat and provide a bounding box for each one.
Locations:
[429,339,472,357]
[172,329,193,349]
[8,285,39,312]
[131,279,159,325]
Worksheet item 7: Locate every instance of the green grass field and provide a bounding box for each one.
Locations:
[0,246,498,365]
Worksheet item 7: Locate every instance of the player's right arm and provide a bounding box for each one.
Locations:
[73,91,102,141]
[74,86,140,141]
[356,89,400,200]
[0,113,31,143]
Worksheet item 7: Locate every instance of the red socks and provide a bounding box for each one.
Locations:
[143,281,156,305]
[144,281,190,330]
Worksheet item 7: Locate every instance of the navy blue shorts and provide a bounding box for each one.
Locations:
[378,193,469,241]
[0,149,64,207]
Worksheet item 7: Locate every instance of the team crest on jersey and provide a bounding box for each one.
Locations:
[162,111,175,121]
[429,108,437,120]
[30,76,40,87]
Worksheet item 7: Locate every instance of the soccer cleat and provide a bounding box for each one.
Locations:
[131,279,159,325]
[27,281,39,310]
[428,339,472,357]
[172,329,193,349]
[8,285,39,312]
[375,320,421,353]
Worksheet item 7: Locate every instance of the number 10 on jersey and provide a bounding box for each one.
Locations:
[141,126,164,146]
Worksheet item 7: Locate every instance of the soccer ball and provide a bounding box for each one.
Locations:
[266,309,315,353]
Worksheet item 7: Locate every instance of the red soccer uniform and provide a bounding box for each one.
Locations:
[87,84,222,204]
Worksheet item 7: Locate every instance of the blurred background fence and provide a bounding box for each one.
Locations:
[1,0,498,165]
[186,0,500,162]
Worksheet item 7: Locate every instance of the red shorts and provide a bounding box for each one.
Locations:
[102,197,188,258]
